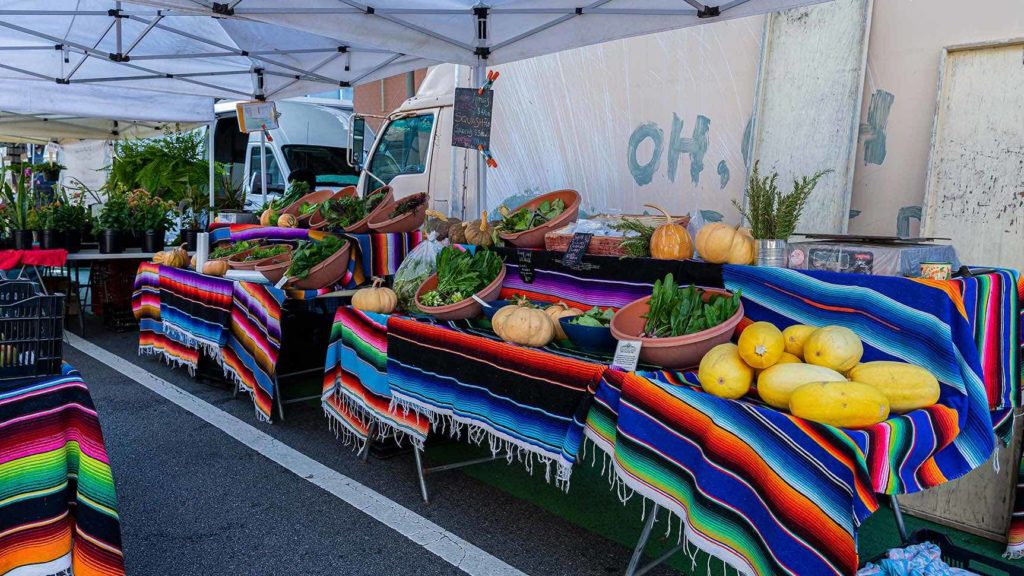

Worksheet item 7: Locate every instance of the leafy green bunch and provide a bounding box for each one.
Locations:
[286,235,347,280]
[210,240,260,260]
[317,188,388,230]
[570,307,615,327]
[128,188,177,231]
[732,162,831,240]
[0,164,36,230]
[420,247,503,307]
[495,198,565,234]
[642,273,741,338]
[242,245,289,261]
[388,193,427,219]
[97,189,132,231]
[109,130,223,203]
[610,218,656,258]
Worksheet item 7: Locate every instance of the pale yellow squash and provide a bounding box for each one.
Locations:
[848,361,940,413]
[782,324,818,359]
[352,278,398,314]
[698,343,754,399]
[789,381,890,428]
[544,302,583,340]
[757,363,846,410]
[737,321,785,369]
[498,306,555,347]
[803,326,863,372]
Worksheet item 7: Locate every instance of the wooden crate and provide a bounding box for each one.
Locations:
[544,214,690,257]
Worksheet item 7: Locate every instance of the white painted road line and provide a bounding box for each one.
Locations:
[68,333,528,576]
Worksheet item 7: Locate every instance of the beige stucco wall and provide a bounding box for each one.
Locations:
[849,0,1024,236]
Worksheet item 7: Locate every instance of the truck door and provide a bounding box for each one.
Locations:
[361,113,435,200]
[243,143,286,208]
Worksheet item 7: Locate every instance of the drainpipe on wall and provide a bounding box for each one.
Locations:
[405,71,415,98]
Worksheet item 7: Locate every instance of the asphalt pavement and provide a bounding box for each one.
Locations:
[67,320,671,576]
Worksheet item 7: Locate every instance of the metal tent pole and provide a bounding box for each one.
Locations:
[259,129,267,205]
[473,61,487,215]
[208,120,216,209]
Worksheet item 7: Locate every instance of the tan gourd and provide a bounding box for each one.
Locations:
[694,223,757,265]
[277,213,298,228]
[644,204,693,260]
[202,260,229,277]
[496,305,555,348]
[464,211,495,247]
[260,209,276,226]
[351,278,398,314]
[544,302,583,340]
[155,244,189,268]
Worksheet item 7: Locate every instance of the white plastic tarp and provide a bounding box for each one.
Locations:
[132,0,831,70]
[0,1,431,100]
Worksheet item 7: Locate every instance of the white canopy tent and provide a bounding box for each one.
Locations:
[133,0,832,212]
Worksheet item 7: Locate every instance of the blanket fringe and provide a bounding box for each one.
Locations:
[220,363,271,424]
[391,394,574,491]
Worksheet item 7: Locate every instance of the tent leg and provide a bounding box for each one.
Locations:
[472,60,487,215]
[260,129,268,206]
[208,120,216,209]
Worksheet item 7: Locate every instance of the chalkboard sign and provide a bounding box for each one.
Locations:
[561,233,592,269]
[451,88,493,149]
[516,249,534,284]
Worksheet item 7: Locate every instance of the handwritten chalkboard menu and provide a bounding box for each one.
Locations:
[451,88,493,149]
[561,233,593,269]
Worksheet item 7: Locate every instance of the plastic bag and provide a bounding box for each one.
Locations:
[393,231,446,313]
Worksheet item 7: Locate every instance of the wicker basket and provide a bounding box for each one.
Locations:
[544,213,690,257]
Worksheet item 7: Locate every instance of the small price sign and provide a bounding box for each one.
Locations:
[612,340,642,372]
[561,233,592,269]
[516,249,535,283]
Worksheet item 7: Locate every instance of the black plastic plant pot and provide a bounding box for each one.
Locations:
[143,230,166,253]
[99,229,124,254]
[183,229,200,252]
[62,229,83,253]
[40,229,60,250]
[12,229,34,250]
[125,229,144,249]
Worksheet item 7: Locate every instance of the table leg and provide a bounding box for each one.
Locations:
[359,421,377,462]
[274,376,286,421]
[413,446,430,504]
[891,495,909,544]
[625,505,659,576]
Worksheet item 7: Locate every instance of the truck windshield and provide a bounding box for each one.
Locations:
[282,145,360,186]
[367,114,434,186]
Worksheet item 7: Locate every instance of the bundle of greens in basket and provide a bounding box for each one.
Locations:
[494,198,565,235]
[420,247,503,307]
[316,188,388,230]
[286,235,347,280]
[239,245,289,261]
[209,240,260,260]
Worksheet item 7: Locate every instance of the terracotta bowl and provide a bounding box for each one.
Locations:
[609,287,744,369]
[303,186,359,229]
[368,193,429,234]
[254,253,293,285]
[285,239,351,290]
[415,265,507,321]
[497,189,581,248]
[345,186,394,234]
[281,189,336,218]
[227,244,293,271]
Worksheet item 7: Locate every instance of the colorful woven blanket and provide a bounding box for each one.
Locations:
[0,366,124,576]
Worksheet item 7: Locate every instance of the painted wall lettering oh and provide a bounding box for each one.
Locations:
[627,114,711,186]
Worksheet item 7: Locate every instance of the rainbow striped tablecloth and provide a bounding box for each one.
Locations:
[0,365,124,576]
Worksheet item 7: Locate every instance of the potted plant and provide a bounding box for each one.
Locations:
[414,247,506,321]
[179,184,207,251]
[129,188,175,253]
[732,162,831,267]
[97,190,131,254]
[51,187,90,253]
[37,202,61,250]
[609,273,744,368]
[1,165,37,250]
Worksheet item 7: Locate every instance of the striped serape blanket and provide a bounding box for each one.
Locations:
[586,264,1000,575]
[322,308,428,447]
[0,366,124,576]
[387,316,607,486]
[208,224,422,289]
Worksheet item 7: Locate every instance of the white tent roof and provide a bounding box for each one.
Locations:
[0,1,432,100]
[131,0,831,69]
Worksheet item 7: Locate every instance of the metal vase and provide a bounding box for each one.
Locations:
[756,239,789,267]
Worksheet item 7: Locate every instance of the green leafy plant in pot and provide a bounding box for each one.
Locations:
[51,186,91,253]
[732,162,831,267]
[129,188,176,253]
[0,165,38,250]
[97,189,131,254]
[36,202,61,250]
[178,184,207,251]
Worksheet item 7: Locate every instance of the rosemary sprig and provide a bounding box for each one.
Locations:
[611,218,656,258]
[733,161,831,240]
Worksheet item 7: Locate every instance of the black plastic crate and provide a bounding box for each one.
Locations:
[909,529,1024,575]
[0,280,64,381]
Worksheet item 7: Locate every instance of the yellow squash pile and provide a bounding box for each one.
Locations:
[697,321,940,428]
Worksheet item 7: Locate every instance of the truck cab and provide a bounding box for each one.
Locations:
[213,98,372,209]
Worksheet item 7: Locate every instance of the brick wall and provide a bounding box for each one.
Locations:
[353,69,428,132]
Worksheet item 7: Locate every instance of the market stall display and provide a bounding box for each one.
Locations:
[320,246,1020,574]
[0,365,125,576]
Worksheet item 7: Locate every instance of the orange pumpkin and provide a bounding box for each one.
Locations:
[645,204,693,260]
[203,260,229,277]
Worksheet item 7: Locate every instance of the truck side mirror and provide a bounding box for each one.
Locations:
[349,116,366,170]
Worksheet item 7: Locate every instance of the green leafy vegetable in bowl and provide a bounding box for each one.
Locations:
[495,198,565,234]
[317,189,388,230]
[286,235,347,280]
[570,307,615,327]
[299,202,319,215]
[420,247,503,307]
[241,245,289,261]
[388,193,427,219]
[641,273,741,338]
[210,240,258,260]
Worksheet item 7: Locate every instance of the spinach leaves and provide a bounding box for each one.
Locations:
[420,247,504,307]
[641,273,741,338]
[495,198,565,234]
[570,307,615,327]
[286,235,347,279]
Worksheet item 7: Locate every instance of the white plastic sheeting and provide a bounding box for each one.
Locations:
[0,1,430,100]
[134,0,831,70]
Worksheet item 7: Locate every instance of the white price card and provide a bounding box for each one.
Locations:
[611,340,642,372]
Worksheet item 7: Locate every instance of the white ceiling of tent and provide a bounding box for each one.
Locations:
[130,0,832,68]
[0,1,433,100]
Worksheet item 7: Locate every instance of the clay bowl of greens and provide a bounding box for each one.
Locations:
[208,239,263,262]
[254,253,293,284]
[281,189,335,220]
[284,235,351,290]
[227,244,293,271]
[369,192,429,234]
[311,186,392,233]
[609,273,743,369]
[561,307,617,352]
[414,247,506,321]
[496,189,580,248]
